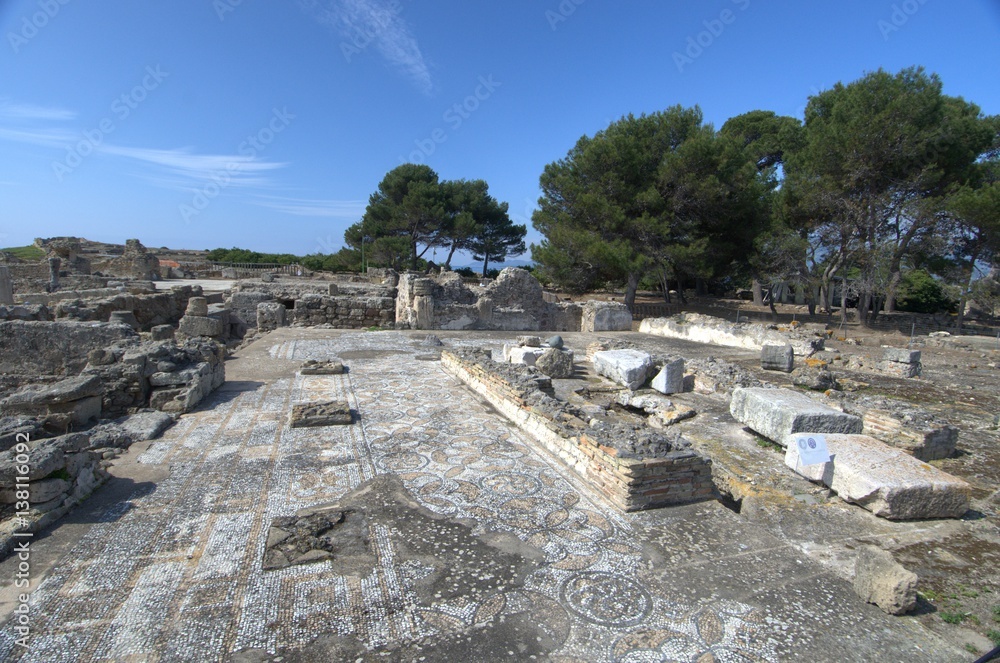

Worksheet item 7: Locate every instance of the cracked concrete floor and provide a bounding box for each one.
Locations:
[0,329,967,662]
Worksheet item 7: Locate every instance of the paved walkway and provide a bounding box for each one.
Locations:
[0,330,963,661]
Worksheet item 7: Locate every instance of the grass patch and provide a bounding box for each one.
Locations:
[965,643,980,655]
[988,629,1000,646]
[918,589,939,601]
[45,468,72,482]
[941,611,968,625]
[753,435,783,452]
[1,245,44,261]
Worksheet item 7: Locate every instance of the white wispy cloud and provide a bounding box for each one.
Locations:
[0,100,76,122]
[252,195,367,217]
[100,145,288,190]
[301,0,434,95]
[0,126,77,148]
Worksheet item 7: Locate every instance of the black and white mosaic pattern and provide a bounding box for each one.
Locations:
[1,332,777,662]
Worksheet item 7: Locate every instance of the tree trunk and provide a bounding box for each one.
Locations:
[858,291,873,327]
[624,272,640,312]
[481,255,490,277]
[752,278,764,307]
[767,285,778,322]
[840,280,849,325]
[659,271,671,304]
[676,275,687,304]
[444,242,459,269]
[696,277,707,296]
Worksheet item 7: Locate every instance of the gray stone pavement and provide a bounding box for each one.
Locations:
[0,329,966,661]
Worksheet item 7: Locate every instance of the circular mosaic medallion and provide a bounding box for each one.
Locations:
[560,571,652,627]
[377,451,429,472]
[480,471,542,497]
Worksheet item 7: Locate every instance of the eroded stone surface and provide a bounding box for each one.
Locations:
[290,400,353,427]
[593,349,655,390]
[300,359,345,375]
[731,387,862,445]
[784,433,971,520]
[854,545,918,615]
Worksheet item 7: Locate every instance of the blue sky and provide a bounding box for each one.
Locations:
[1,1,999,263]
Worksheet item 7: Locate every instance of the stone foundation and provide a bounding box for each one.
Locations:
[442,351,714,512]
[641,313,826,356]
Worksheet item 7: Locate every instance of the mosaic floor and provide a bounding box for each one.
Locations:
[0,331,961,662]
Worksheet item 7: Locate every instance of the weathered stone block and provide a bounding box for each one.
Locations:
[651,358,685,394]
[593,350,655,390]
[784,433,971,520]
[883,347,920,364]
[150,324,174,341]
[1,375,102,407]
[0,266,12,305]
[516,335,543,347]
[544,335,564,349]
[509,347,546,367]
[108,310,139,330]
[875,360,921,378]
[581,301,632,332]
[535,348,574,378]
[178,315,223,337]
[761,344,794,372]
[185,297,209,317]
[300,360,345,375]
[730,387,862,445]
[854,545,918,615]
[290,401,353,427]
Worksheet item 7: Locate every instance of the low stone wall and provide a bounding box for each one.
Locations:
[441,350,714,511]
[51,286,199,330]
[83,337,226,417]
[640,313,826,356]
[0,304,50,322]
[0,321,139,376]
[291,294,396,328]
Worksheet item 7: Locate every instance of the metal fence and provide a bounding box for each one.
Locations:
[210,263,303,278]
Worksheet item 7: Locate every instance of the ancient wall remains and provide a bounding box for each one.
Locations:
[640,313,827,355]
[396,268,582,332]
[442,350,714,511]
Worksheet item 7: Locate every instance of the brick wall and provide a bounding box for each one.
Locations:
[441,351,714,512]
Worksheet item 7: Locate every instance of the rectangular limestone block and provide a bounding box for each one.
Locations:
[883,347,921,364]
[593,350,655,390]
[875,361,921,378]
[580,301,633,332]
[784,433,970,520]
[730,387,862,445]
[761,344,794,372]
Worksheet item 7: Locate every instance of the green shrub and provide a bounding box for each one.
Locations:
[896,269,955,314]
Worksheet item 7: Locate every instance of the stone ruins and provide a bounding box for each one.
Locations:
[0,238,997,661]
